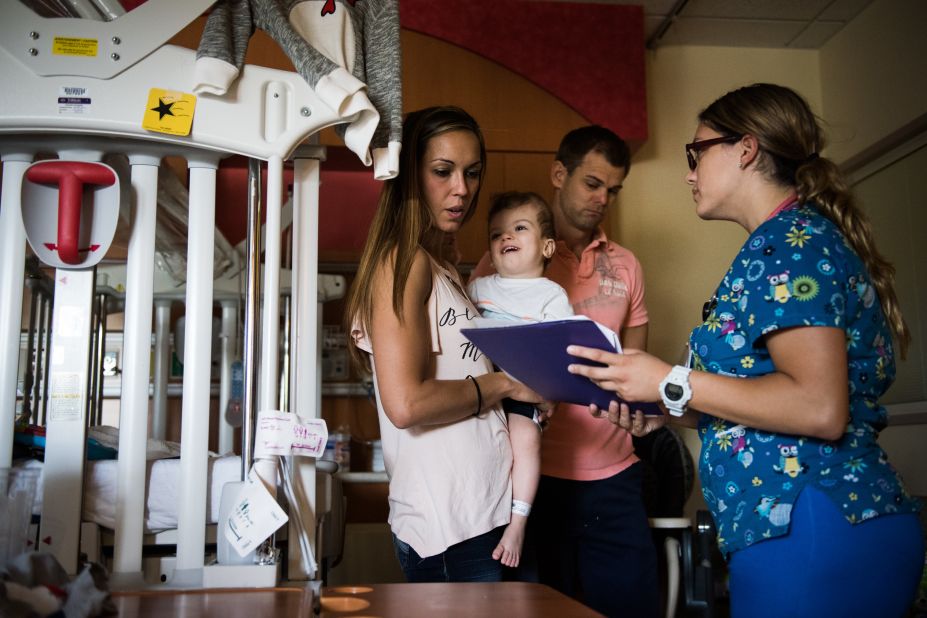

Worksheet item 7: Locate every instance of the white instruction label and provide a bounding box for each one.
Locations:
[49,372,83,421]
[224,470,289,557]
[254,410,327,458]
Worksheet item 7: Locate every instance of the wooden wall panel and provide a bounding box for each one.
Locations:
[401,31,591,264]
[401,31,588,154]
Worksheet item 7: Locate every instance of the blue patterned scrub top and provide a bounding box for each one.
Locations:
[689,202,920,557]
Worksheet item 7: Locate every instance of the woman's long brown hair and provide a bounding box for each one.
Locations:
[344,106,486,371]
[699,83,910,357]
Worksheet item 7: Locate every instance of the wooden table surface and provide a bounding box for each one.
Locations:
[321,582,604,617]
[111,582,603,617]
[112,586,314,617]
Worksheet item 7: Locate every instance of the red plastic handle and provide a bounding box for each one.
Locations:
[26,161,116,265]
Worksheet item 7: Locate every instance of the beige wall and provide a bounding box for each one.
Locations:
[611,46,820,517]
[819,0,927,166]
[618,0,926,367]
[614,46,820,365]
[817,0,927,496]
[616,0,927,511]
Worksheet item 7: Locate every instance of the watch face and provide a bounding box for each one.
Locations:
[665,383,684,401]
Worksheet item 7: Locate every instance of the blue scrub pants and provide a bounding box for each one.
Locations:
[729,486,924,618]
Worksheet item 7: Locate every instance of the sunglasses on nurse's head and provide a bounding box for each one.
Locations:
[685,135,743,171]
[702,295,718,322]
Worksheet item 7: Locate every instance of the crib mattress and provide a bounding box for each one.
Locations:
[24,455,242,532]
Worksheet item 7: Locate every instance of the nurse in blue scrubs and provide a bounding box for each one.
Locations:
[566,83,924,618]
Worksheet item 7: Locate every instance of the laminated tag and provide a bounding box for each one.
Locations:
[224,470,289,557]
[254,410,327,458]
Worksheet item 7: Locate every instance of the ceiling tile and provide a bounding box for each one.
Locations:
[817,0,875,21]
[661,17,808,48]
[637,0,682,15]
[682,0,834,21]
[786,20,846,48]
[644,15,667,41]
[531,0,879,49]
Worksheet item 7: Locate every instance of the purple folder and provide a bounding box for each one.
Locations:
[461,319,663,415]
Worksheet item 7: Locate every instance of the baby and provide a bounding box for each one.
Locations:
[467,191,573,568]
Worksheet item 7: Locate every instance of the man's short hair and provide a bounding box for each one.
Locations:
[555,125,631,175]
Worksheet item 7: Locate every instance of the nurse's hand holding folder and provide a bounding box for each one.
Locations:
[566,345,668,437]
[461,317,664,417]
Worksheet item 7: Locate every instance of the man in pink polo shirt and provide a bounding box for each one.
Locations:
[471,126,658,617]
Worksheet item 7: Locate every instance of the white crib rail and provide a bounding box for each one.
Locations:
[111,152,160,580]
[171,156,219,585]
[0,156,32,467]
[0,15,339,583]
[289,147,323,579]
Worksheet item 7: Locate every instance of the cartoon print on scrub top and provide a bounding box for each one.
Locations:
[849,274,877,309]
[773,444,808,478]
[728,277,748,311]
[687,203,919,556]
[764,271,793,303]
[730,425,753,468]
[754,495,793,527]
[718,312,746,351]
[703,274,752,358]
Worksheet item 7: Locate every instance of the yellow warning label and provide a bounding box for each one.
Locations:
[52,37,98,57]
[142,88,197,136]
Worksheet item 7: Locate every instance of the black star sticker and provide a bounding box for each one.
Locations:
[151,98,175,120]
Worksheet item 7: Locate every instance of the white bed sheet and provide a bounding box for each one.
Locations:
[23,455,242,532]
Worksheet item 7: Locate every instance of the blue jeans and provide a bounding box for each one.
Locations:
[729,486,924,618]
[392,526,505,582]
[529,463,660,618]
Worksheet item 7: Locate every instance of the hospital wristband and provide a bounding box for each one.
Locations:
[512,500,531,517]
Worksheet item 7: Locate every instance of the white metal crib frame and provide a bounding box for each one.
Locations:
[0,0,345,587]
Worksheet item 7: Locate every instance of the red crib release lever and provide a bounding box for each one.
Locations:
[25,161,116,265]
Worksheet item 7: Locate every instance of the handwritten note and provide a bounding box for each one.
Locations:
[254,410,327,459]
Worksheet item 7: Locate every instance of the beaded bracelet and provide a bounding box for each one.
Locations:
[466,375,482,417]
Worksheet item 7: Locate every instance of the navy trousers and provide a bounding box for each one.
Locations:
[528,463,660,618]
[393,526,505,583]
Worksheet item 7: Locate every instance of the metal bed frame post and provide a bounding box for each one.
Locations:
[280,293,291,413]
[241,158,263,482]
[18,262,53,428]
[39,281,54,427]
[89,285,108,426]
[30,271,52,427]
[218,299,239,456]
[21,269,41,423]
[151,298,172,441]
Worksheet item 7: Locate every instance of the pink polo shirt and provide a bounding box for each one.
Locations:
[472,228,648,480]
